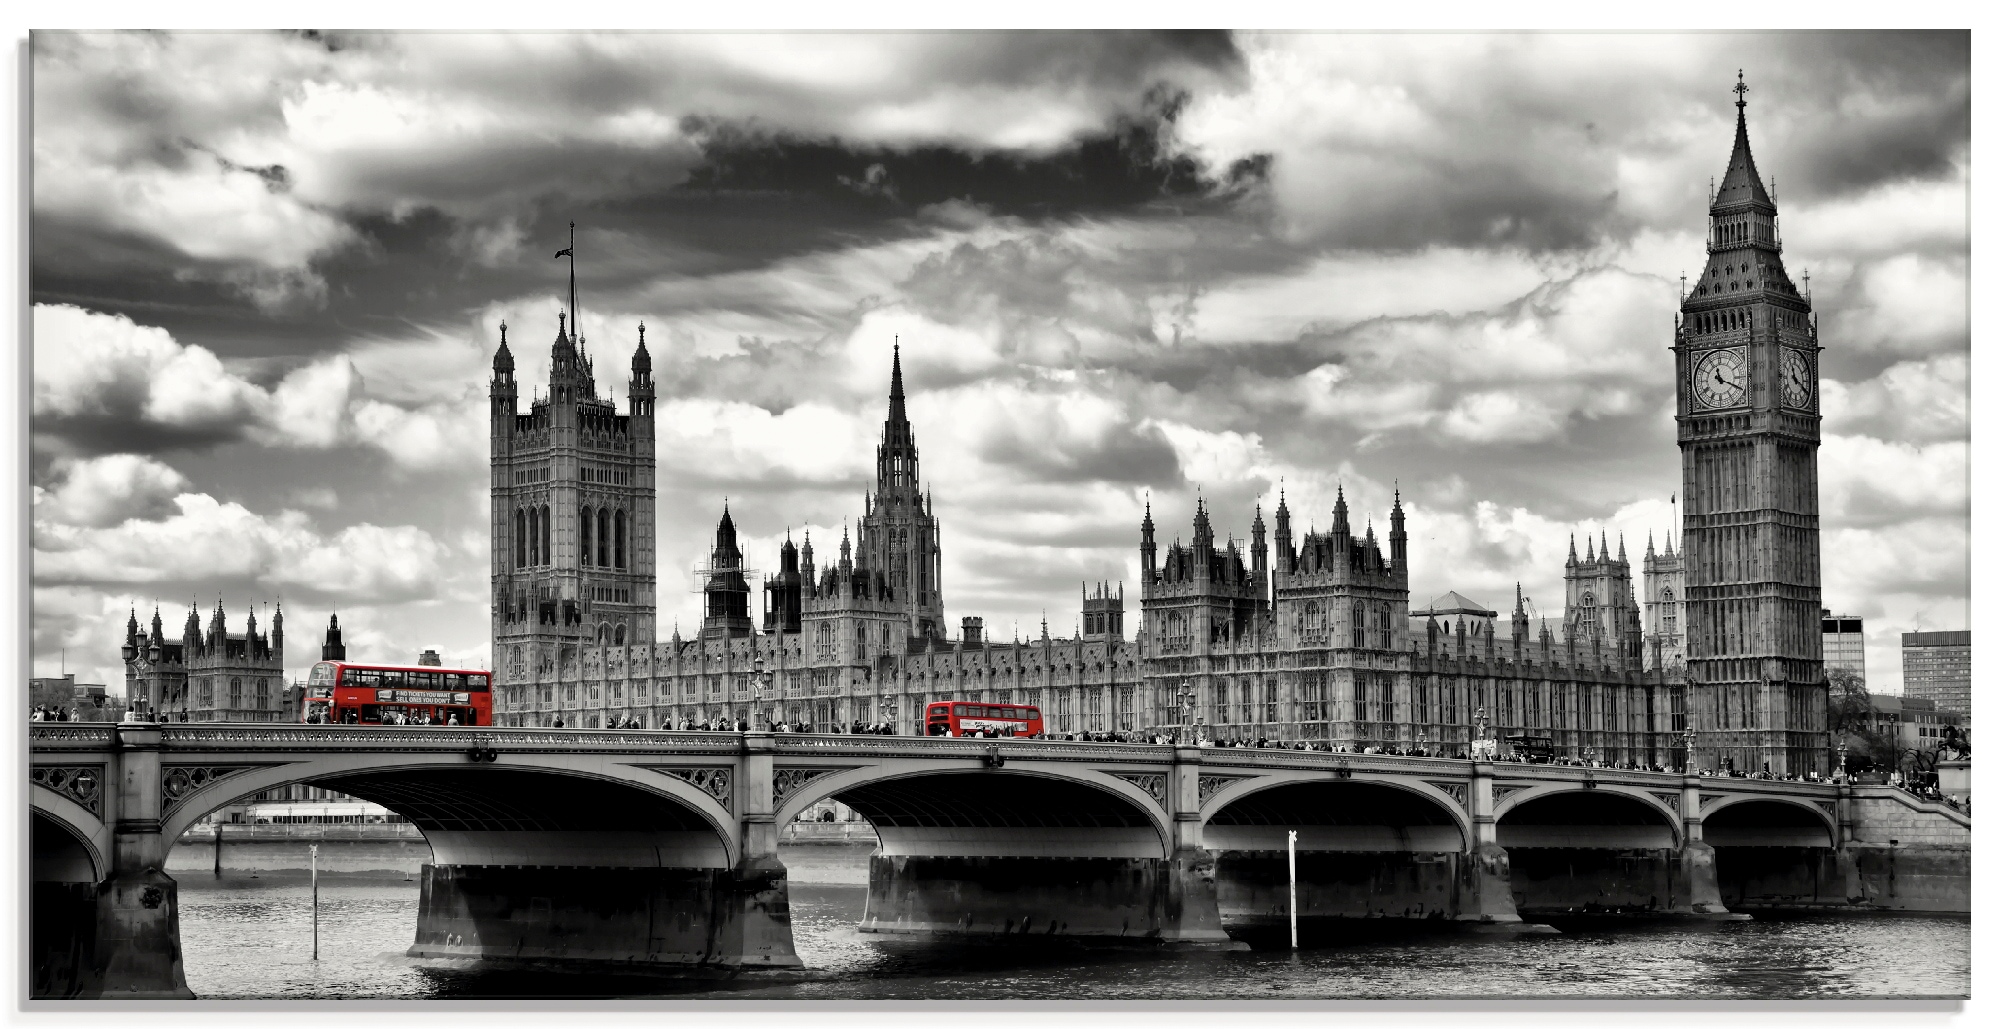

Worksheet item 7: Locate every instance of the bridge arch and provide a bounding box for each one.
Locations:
[1700,796,1836,847]
[1495,786,1682,849]
[159,754,740,869]
[32,807,104,884]
[1201,773,1471,852]
[774,763,1171,859]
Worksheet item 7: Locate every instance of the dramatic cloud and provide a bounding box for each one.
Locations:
[33,454,192,529]
[30,32,1968,696]
[33,303,486,471]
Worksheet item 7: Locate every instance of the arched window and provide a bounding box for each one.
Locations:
[598,508,611,567]
[614,624,627,646]
[229,677,243,707]
[580,506,594,566]
[597,623,610,645]
[256,678,270,708]
[1353,602,1366,648]
[527,507,540,565]
[540,505,550,566]
[515,508,527,567]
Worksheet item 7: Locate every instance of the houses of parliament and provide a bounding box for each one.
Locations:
[486,82,1827,774]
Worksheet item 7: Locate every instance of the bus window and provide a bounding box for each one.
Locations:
[309,662,336,686]
[360,704,382,723]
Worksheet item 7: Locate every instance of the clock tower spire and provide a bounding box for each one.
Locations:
[1673,73,1825,775]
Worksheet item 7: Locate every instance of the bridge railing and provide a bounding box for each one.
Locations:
[26,724,116,748]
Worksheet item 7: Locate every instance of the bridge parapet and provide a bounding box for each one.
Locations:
[149,725,747,753]
[769,734,1166,763]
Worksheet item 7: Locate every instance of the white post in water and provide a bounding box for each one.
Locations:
[1287,829,1299,950]
[310,842,320,961]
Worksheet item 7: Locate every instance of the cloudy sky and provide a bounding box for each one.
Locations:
[29,30,1968,695]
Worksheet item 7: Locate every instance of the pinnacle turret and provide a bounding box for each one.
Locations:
[493,321,514,375]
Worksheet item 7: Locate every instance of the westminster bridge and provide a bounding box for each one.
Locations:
[30,722,1970,998]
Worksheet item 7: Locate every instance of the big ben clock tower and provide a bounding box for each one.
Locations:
[1674,74,1826,776]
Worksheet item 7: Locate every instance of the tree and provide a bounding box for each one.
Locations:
[1826,668,1897,774]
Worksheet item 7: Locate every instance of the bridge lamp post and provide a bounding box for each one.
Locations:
[751,656,773,732]
[1682,726,1699,775]
[1832,733,1848,784]
[1176,683,1198,745]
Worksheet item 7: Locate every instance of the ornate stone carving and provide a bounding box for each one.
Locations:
[1492,784,1530,804]
[1197,774,1248,804]
[1650,791,1681,815]
[1813,800,1836,821]
[160,765,261,814]
[1113,773,1167,805]
[648,766,733,811]
[1700,792,1729,814]
[1425,781,1468,807]
[32,764,104,816]
[773,768,840,805]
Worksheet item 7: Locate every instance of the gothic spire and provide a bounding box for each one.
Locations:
[1617,532,1627,563]
[1712,71,1774,213]
[888,340,907,426]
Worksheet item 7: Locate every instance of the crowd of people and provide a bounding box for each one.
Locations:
[29,705,80,722]
[1885,773,1970,813]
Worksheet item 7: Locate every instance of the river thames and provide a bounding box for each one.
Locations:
[175,871,1968,1000]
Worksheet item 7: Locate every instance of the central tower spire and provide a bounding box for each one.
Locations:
[860,339,945,638]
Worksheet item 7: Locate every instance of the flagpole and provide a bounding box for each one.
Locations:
[568,221,577,339]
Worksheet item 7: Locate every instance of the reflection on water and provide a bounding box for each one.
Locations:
[176,872,1969,1000]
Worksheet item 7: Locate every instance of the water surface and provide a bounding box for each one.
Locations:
[175,873,1969,1000]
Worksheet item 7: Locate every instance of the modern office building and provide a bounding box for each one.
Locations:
[1901,630,1970,716]
[1821,611,1865,683]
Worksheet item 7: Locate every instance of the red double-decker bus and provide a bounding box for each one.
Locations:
[303,661,493,726]
[924,701,1043,737]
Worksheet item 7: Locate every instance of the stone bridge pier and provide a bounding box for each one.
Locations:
[780,744,1234,946]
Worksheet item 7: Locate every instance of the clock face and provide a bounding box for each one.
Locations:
[1780,348,1815,409]
[1693,348,1747,409]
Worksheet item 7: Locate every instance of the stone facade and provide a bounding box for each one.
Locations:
[120,602,286,722]
[490,313,659,714]
[1643,532,1686,671]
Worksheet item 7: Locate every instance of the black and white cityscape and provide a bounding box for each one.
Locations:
[26,30,1969,1003]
